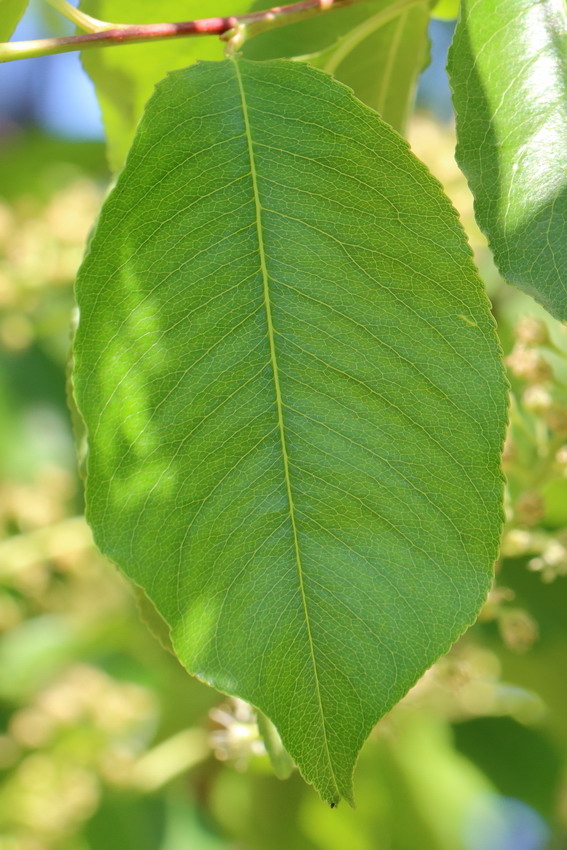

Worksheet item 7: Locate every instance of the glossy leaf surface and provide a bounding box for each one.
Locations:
[449,0,567,319]
[74,58,506,804]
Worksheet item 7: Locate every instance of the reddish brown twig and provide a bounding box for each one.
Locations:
[0,0,364,62]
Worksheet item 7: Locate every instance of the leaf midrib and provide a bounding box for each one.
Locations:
[231,57,339,798]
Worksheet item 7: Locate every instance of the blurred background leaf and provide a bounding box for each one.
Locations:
[0,0,29,41]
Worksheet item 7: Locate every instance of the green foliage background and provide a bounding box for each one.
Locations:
[2,116,567,847]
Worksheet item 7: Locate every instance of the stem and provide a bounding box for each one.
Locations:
[45,0,120,33]
[0,0,368,63]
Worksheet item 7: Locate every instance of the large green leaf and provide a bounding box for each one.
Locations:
[245,0,431,133]
[449,0,567,320]
[73,57,506,804]
[0,0,28,41]
[79,0,259,171]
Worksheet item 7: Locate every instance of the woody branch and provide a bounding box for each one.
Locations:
[0,0,365,62]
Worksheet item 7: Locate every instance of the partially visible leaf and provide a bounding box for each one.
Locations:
[244,0,390,60]
[449,0,567,320]
[310,2,430,133]
[73,57,506,804]
[79,0,261,171]
[0,0,28,41]
[246,0,431,133]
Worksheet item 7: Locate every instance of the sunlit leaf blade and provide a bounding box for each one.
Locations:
[449,0,567,320]
[73,57,506,804]
[78,0,259,171]
[1,0,28,41]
